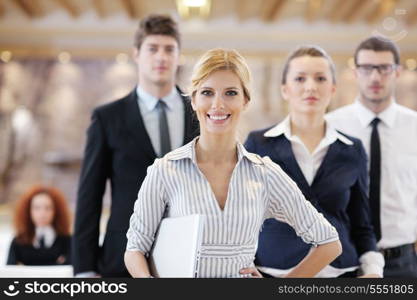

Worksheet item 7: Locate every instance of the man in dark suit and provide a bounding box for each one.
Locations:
[72,14,199,277]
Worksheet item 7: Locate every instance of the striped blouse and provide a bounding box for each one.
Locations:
[126,138,339,278]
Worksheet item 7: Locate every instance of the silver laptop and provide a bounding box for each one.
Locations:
[148,214,205,278]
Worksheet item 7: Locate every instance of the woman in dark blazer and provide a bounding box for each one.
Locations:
[7,185,71,265]
[245,46,383,277]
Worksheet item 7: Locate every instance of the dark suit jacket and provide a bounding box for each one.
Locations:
[72,87,199,277]
[245,128,377,270]
[7,235,71,265]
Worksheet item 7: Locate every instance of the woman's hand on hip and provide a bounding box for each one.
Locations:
[239,267,263,278]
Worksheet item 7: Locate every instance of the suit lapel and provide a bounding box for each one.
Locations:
[177,86,198,144]
[123,89,157,160]
[311,141,342,187]
[271,137,312,197]
[270,135,344,204]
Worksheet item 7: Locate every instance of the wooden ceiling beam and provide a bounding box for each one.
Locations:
[0,0,4,17]
[14,0,42,18]
[92,0,106,18]
[341,0,370,23]
[120,0,138,19]
[366,0,397,24]
[406,5,417,26]
[261,0,287,23]
[326,0,354,23]
[55,0,80,18]
[305,0,323,23]
[237,0,250,21]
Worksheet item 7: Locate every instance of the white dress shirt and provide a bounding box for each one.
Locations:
[33,225,56,248]
[126,137,339,278]
[257,116,383,277]
[327,100,417,249]
[136,85,185,157]
[264,116,354,185]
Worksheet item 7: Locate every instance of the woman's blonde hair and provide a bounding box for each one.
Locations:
[189,48,251,101]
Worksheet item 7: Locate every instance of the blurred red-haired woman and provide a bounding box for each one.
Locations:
[7,185,72,265]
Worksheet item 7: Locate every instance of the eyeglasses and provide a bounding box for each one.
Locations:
[356,64,397,76]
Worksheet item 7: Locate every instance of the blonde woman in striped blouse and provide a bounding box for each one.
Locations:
[125,48,342,278]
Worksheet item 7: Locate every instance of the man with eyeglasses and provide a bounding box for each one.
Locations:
[327,36,417,277]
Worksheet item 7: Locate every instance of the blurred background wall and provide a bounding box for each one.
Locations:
[0,0,416,261]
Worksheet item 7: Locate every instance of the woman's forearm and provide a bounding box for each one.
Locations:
[284,240,342,278]
[124,250,152,278]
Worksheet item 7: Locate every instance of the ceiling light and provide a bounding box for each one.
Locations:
[405,58,416,71]
[176,0,211,19]
[58,52,71,64]
[116,53,129,64]
[183,0,207,7]
[1,51,12,63]
[347,57,355,69]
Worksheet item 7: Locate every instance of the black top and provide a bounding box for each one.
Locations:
[7,235,71,265]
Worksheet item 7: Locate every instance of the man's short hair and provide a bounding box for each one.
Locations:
[354,36,400,65]
[134,14,181,49]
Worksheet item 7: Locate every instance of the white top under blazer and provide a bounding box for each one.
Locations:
[126,137,339,278]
